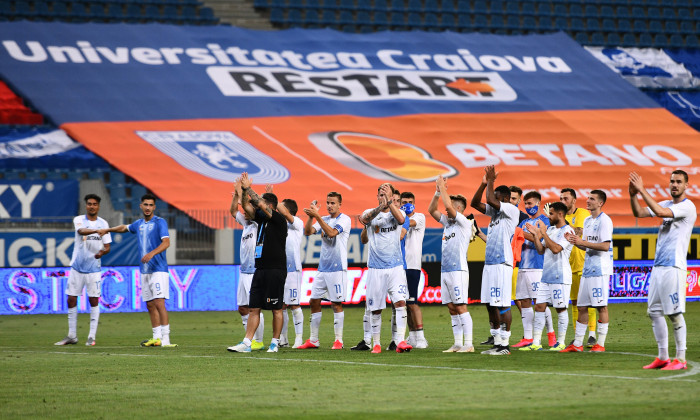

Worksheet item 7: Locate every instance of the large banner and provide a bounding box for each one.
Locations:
[0,179,77,219]
[1,23,698,228]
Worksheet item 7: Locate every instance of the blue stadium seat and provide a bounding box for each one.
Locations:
[590,32,605,45]
[621,33,637,47]
[374,0,388,11]
[606,32,620,46]
[324,0,341,11]
[144,5,160,19]
[473,14,487,30]
[648,20,663,34]
[52,2,70,18]
[632,20,647,33]
[425,0,439,13]
[615,6,629,20]
[537,17,552,31]
[270,7,284,23]
[392,0,406,12]
[617,19,632,33]
[664,21,679,34]
[574,32,589,45]
[304,9,320,26]
[536,3,550,17]
[669,34,685,48]
[505,15,519,30]
[125,4,142,22]
[686,35,700,48]
[254,0,269,9]
[680,20,695,34]
[584,5,598,18]
[286,0,303,9]
[71,3,90,21]
[288,10,303,26]
[631,7,645,19]
[504,3,518,16]
[661,8,676,21]
[424,13,439,30]
[647,7,661,20]
[355,10,371,24]
[373,11,388,25]
[585,18,599,31]
[601,19,615,32]
[306,0,321,10]
[407,0,423,13]
[457,13,470,30]
[456,0,469,14]
[339,0,354,10]
[553,17,567,31]
[339,10,353,24]
[359,24,373,32]
[321,10,336,25]
[652,34,668,48]
[441,14,456,30]
[440,0,454,15]
[34,2,51,18]
[341,24,355,32]
[473,0,487,14]
[521,3,535,16]
[391,12,406,29]
[570,18,585,32]
[553,4,567,17]
[407,12,421,28]
[356,0,372,10]
[162,5,179,22]
[13,1,32,18]
[489,0,503,14]
[677,8,691,21]
[569,4,583,18]
[522,16,536,30]
[638,32,653,46]
[489,15,504,29]
[599,6,614,18]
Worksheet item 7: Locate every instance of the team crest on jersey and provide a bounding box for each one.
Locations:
[308,131,457,182]
[136,131,289,184]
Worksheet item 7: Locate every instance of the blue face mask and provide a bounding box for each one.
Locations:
[526,205,539,216]
[400,203,415,215]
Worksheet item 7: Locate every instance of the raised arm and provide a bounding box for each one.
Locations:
[384,185,405,225]
[359,190,388,225]
[229,179,241,218]
[435,175,457,220]
[470,173,487,214]
[303,202,318,236]
[629,172,670,218]
[98,224,129,235]
[428,184,442,223]
[484,165,501,210]
[240,172,269,219]
[277,202,294,224]
[305,202,340,238]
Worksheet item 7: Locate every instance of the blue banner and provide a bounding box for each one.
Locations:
[0,265,238,314]
[0,22,658,124]
[0,180,77,219]
[0,231,139,268]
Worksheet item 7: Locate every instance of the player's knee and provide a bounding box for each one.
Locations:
[648,308,663,319]
[669,313,685,328]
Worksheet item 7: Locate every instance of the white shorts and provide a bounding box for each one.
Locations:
[536,282,571,309]
[237,272,254,307]
[515,269,542,300]
[480,264,513,307]
[647,266,686,315]
[310,270,346,302]
[141,272,170,302]
[441,271,469,305]
[66,269,102,298]
[577,275,610,307]
[365,266,407,311]
[284,270,302,305]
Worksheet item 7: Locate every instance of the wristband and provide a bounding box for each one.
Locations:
[434,191,441,197]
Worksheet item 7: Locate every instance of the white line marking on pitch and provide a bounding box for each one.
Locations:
[252,125,353,191]
[3,349,696,382]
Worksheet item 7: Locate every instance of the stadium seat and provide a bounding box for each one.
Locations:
[440,14,455,30]
[638,32,653,46]
[621,32,637,47]
[574,32,589,45]
[601,18,615,32]
[489,15,504,30]
[473,14,487,30]
[457,13,470,30]
[306,0,321,10]
[321,10,336,26]
[632,20,647,33]
[505,15,519,31]
[338,10,353,24]
[663,21,679,34]
[286,0,303,9]
[13,1,32,18]
[34,2,51,19]
[631,7,645,19]
[424,13,439,30]
[390,12,406,29]
[583,5,598,18]
[304,9,320,26]
[599,6,614,19]
[355,10,371,24]
[440,0,454,15]
[536,3,550,17]
[339,0,354,10]
[606,32,620,46]
[617,19,632,33]
[669,34,685,48]
[269,8,284,23]
[253,0,269,9]
[648,20,663,34]
[521,3,536,17]
[359,24,373,32]
[356,0,372,11]
[324,0,341,11]
[424,0,439,13]
[553,17,567,31]
[374,0,388,12]
[537,17,552,31]
[125,4,142,22]
[144,5,160,19]
[570,18,585,32]
[522,16,536,31]
[590,32,605,45]
[680,20,695,35]
[662,8,676,21]
[652,34,668,47]
[341,24,355,32]
[585,18,599,31]
[407,12,421,28]
[489,0,503,14]
[615,6,629,20]
[647,7,661,20]
[392,0,407,12]
[373,11,388,26]
[686,35,700,48]
[473,1,487,14]
[504,3,518,16]
[456,0,469,14]
[71,3,90,22]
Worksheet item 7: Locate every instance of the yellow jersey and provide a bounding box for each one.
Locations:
[565,207,590,273]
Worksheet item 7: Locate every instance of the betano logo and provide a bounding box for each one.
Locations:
[136,131,289,184]
[308,131,457,182]
[207,67,517,102]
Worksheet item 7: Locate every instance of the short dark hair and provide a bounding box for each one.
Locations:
[450,194,467,209]
[262,192,278,208]
[672,169,689,183]
[549,201,567,214]
[84,193,101,203]
[590,189,607,204]
[495,185,511,197]
[392,189,400,196]
[509,186,523,196]
[400,191,415,200]
[560,188,576,199]
[327,191,342,203]
[282,198,298,216]
[523,191,541,202]
[141,193,157,203]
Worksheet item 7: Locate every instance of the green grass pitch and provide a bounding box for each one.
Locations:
[1,303,698,419]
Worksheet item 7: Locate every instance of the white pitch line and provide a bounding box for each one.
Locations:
[252,125,353,191]
[3,349,697,382]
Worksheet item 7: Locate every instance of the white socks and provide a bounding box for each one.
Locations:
[499,326,511,346]
[573,321,587,347]
[88,306,100,339]
[67,306,78,338]
[254,312,264,342]
[544,306,554,333]
[670,314,687,361]
[161,324,170,346]
[152,325,162,340]
[333,312,344,342]
[310,312,322,342]
[458,312,473,348]
[292,308,304,337]
[241,314,249,332]
[363,309,372,344]
[395,307,407,344]
[281,309,289,338]
[557,310,568,344]
[650,311,669,360]
[371,313,382,347]
[451,315,463,346]
[597,321,608,348]
[521,307,534,340]
[533,311,545,346]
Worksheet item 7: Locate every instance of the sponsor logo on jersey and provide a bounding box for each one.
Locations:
[207,67,517,102]
[136,131,289,184]
[308,131,457,182]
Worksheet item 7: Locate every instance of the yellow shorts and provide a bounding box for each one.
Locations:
[571,271,582,303]
[511,266,519,300]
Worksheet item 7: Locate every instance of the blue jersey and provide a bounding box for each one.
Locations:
[128,216,169,274]
[518,214,550,270]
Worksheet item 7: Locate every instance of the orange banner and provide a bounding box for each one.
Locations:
[64,108,700,229]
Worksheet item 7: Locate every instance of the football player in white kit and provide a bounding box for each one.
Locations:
[298,192,352,350]
[360,183,412,354]
[561,190,613,353]
[229,180,264,351]
[630,170,696,370]
[276,195,305,349]
[521,201,575,352]
[55,194,111,347]
[400,191,428,349]
[470,166,520,355]
[428,176,475,353]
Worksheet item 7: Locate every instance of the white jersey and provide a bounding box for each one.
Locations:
[582,212,614,277]
[236,211,258,274]
[648,199,697,270]
[286,216,303,272]
[70,215,111,274]
[440,212,472,272]
[313,213,352,272]
[541,224,575,284]
[364,208,405,269]
[404,212,426,270]
[484,202,520,265]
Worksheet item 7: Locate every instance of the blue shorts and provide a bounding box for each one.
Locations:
[405,269,421,303]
